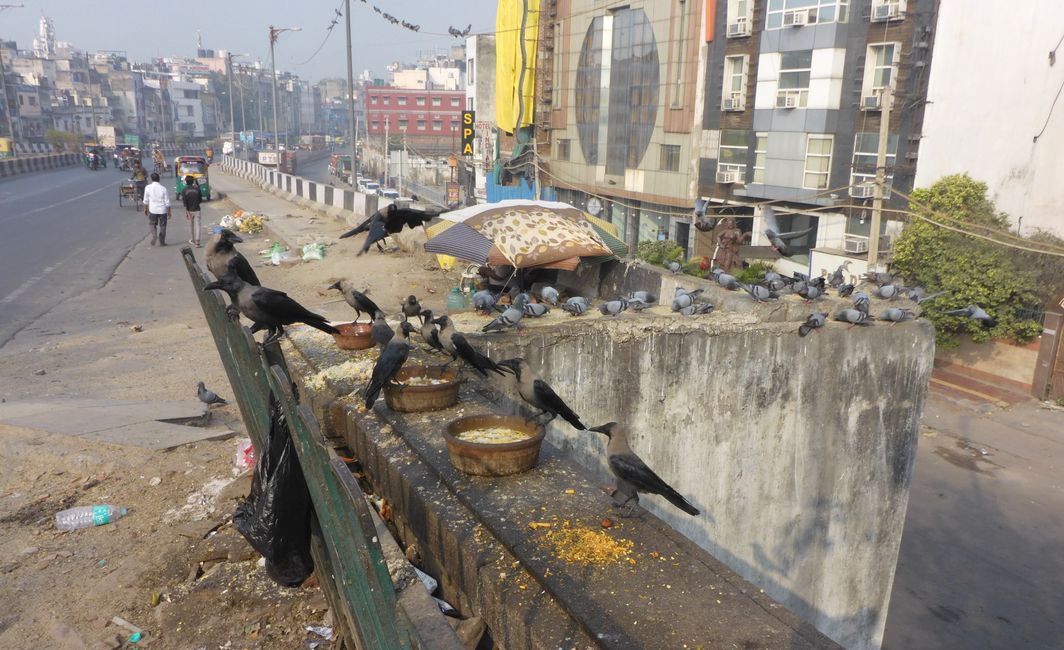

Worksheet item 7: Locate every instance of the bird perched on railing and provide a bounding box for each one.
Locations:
[338,203,442,256]
[206,228,260,286]
[587,422,699,517]
[496,358,586,430]
[328,279,381,323]
[204,274,338,344]
[364,322,417,408]
[432,315,504,376]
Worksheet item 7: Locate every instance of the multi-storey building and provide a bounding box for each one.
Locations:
[364,86,465,154]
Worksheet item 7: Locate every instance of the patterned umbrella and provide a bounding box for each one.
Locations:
[425,200,622,268]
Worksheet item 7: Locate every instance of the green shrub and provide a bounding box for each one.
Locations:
[636,240,684,266]
[734,261,776,285]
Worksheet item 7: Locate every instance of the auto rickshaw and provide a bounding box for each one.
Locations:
[174,156,210,200]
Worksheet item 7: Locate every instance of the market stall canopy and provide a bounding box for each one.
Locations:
[424,200,622,269]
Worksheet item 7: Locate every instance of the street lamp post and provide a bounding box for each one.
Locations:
[268,25,300,153]
[226,52,249,152]
[237,65,247,145]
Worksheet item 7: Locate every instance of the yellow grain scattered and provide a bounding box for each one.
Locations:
[539,522,634,566]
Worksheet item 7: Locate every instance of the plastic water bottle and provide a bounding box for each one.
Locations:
[55,505,128,532]
[447,287,468,311]
[270,241,284,265]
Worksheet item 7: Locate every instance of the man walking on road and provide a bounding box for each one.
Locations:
[143,172,171,246]
[181,175,204,247]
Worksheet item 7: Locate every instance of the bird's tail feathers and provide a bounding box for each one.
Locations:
[798,323,813,337]
[663,487,700,516]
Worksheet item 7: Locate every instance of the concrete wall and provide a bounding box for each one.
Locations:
[937,336,1039,390]
[477,263,935,650]
[916,0,1064,237]
[0,152,82,178]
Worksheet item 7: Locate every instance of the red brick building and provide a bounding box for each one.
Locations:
[365,87,465,154]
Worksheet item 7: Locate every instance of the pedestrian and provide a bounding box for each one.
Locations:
[181,175,203,247]
[130,159,147,201]
[142,172,171,246]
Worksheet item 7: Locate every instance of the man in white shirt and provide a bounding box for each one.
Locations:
[142,172,172,246]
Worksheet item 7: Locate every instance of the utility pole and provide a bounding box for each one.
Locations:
[867,84,893,270]
[0,3,22,158]
[268,25,301,152]
[255,67,264,135]
[226,53,248,150]
[344,0,358,178]
[383,118,389,186]
[237,65,246,144]
[400,129,406,196]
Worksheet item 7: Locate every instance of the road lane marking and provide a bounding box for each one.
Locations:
[0,180,124,225]
[0,247,87,305]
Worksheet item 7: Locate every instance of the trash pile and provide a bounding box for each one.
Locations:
[220,209,266,235]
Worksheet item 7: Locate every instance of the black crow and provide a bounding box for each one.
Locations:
[328,279,381,323]
[204,275,338,344]
[205,228,261,286]
[363,322,416,408]
[432,315,504,376]
[338,203,441,255]
[496,358,586,430]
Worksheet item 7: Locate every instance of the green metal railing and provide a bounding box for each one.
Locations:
[182,247,417,649]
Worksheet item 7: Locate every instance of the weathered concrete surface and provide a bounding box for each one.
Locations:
[281,328,839,650]
[473,311,934,650]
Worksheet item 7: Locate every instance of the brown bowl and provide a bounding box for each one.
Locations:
[332,322,373,350]
[443,415,545,476]
[383,366,462,412]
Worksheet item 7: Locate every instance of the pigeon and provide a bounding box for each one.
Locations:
[433,315,504,376]
[523,302,551,318]
[827,261,852,288]
[837,283,856,298]
[875,284,905,300]
[599,298,629,316]
[738,282,777,302]
[671,291,698,311]
[712,268,741,290]
[363,322,417,408]
[401,295,422,322]
[665,260,682,274]
[371,311,394,348]
[471,290,497,313]
[539,286,560,306]
[907,287,946,305]
[766,276,790,292]
[679,303,714,316]
[945,305,997,329]
[834,308,874,326]
[196,381,227,406]
[864,270,896,286]
[628,291,657,304]
[674,287,704,298]
[482,294,527,332]
[797,284,823,302]
[204,275,338,344]
[328,280,381,323]
[853,292,871,315]
[587,422,700,517]
[496,358,586,430]
[880,307,916,324]
[627,298,654,312]
[561,296,590,316]
[798,312,828,337]
[764,271,782,283]
[764,226,814,257]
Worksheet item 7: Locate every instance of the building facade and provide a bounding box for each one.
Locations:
[364,86,465,154]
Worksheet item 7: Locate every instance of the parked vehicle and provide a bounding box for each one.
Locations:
[279,151,297,174]
[222,141,234,155]
[358,180,380,194]
[258,150,279,167]
[175,156,210,200]
[378,188,400,200]
[329,154,352,182]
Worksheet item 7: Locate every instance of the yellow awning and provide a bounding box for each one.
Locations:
[495,0,540,133]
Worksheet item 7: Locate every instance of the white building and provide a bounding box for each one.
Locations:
[168,79,206,138]
[915,0,1064,237]
[466,35,496,202]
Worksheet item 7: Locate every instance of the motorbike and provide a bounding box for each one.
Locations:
[89,153,100,171]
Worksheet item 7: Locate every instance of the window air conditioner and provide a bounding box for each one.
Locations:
[783,9,810,26]
[861,94,882,111]
[871,1,904,22]
[844,235,870,254]
[716,170,739,184]
[727,18,750,37]
[723,94,744,111]
[776,91,799,108]
[850,183,876,198]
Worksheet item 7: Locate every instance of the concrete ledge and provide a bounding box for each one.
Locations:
[282,331,840,650]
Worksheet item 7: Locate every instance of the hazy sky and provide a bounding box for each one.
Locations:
[1,0,497,82]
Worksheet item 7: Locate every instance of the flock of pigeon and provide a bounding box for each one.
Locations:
[196,221,995,519]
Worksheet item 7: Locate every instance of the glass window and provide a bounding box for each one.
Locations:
[660,144,680,171]
[870,43,897,89]
[671,0,688,107]
[558,138,571,161]
[450,97,460,106]
[753,132,768,183]
[417,119,426,130]
[851,132,898,185]
[416,96,426,106]
[382,96,390,105]
[606,8,660,175]
[398,119,408,129]
[433,120,442,131]
[766,0,848,29]
[803,134,833,189]
[779,51,812,90]
[397,96,407,105]
[370,96,378,104]
[553,21,566,108]
[467,59,474,85]
[717,129,748,177]
[575,17,604,164]
[432,96,442,106]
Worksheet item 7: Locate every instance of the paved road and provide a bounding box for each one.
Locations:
[298,154,330,185]
[0,166,165,347]
[883,394,1064,649]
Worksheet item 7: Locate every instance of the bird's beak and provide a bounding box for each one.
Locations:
[327,281,340,291]
[338,228,355,239]
[203,281,221,291]
[228,233,243,243]
[587,423,614,436]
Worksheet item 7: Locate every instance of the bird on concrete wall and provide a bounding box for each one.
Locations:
[401,295,423,322]
[482,294,527,332]
[328,279,381,323]
[587,422,700,517]
[432,315,504,376]
[496,357,586,430]
[798,312,828,337]
[364,321,417,408]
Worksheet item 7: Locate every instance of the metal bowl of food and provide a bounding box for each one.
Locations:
[383,366,462,412]
[332,322,373,350]
[442,415,545,476]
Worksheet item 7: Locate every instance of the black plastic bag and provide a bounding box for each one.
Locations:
[234,394,314,587]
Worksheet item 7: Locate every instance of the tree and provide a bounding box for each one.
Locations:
[891,174,1044,347]
[46,129,81,153]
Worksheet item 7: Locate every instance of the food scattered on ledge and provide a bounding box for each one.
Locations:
[304,358,377,391]
[539,521,634,566]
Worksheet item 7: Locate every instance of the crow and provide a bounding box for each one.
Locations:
[496,358,586,430]
[205,228,260,286]
[364,322,417,408]
[371,311,394,348]
[339,203,441,255]
[204,274,338,344]
[587,422,700,517]
[328,279,381,323]
[401,295,422,322]
[196,381,227,406]
[432,315,504,376]
[417,309,446,353]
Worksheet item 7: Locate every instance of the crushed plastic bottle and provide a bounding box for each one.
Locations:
[55,505,128,532]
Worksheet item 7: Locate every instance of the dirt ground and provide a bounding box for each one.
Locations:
[0,173,465,649]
